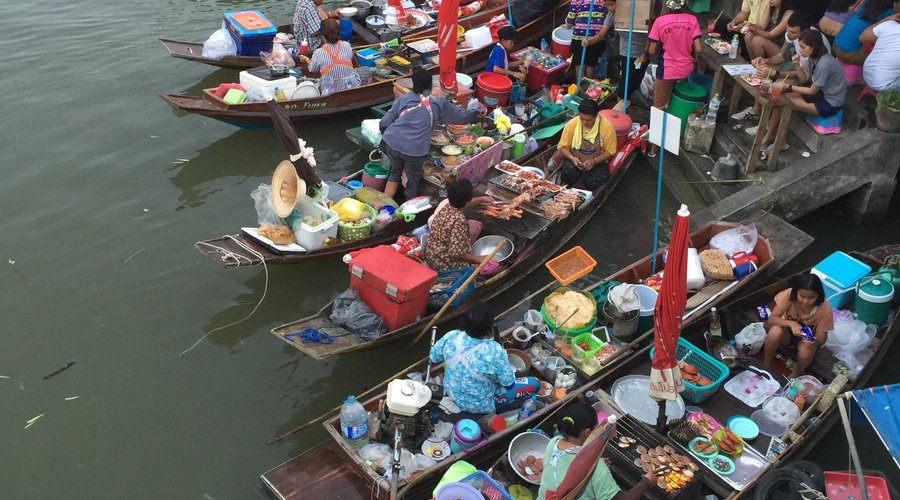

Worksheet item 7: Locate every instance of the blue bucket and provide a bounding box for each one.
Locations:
[339,19,353,40]
[687,73,713,101]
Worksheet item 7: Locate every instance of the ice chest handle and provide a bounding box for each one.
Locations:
[351,265,400,298]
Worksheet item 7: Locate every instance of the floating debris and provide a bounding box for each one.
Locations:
[122,248,146,265]
[8,259,15,266]
[44,361,76,380]
[0,375,10,379]
[65,396,80,401]
[25,413,45,428]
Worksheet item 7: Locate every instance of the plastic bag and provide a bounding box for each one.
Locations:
[361,119,383,147]
[260,42,296,68]
[709,224,758,258]
[607,283,641,313]
[359,443,391,467]
[329,288,387,340]
[251,184,286,226]
[734,322,766,355]
[825,319,872,362]
[640,64,657,98]
[332,198,367,222]
[202,23,237,60]
[762,396,800,426]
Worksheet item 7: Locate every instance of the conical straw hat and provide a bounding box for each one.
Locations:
[271,161,306,218]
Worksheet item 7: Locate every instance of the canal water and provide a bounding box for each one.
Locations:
[1,0,896,497]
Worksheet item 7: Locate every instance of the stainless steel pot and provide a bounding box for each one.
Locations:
[365,14,385,31]
[351,0,372,20]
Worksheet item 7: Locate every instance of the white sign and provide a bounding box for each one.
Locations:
[723,64,758,76]
[649,106,681,156]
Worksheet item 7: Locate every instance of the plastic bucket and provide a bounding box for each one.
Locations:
[475,72,513,108]
[633,285,658,334]
[552,27,573,59]
[667,81,708,135]
[362,161,389,191]
[854,278,894,327]
[687,73,713,99]
[512,133,526,158]
[339,19,353,40]
[599,109,633,150]
[450,419,482,453]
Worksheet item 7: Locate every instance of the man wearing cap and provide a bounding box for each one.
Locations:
[380,69,482,200]
[485,26,527,81]
[556,98,617,190]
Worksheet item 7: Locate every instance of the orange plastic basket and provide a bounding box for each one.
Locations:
[545,246,597,285]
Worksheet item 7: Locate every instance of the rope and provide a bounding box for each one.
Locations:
[195,238,259,267]
[179,235,269,357]
[287,327,351,344]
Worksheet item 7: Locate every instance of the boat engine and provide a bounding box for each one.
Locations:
[380,378,443,446]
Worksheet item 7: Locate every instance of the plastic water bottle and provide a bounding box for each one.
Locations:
[540,38,550,53]
[273,86,287,102]
[729,34,739,59]
[709,307,723,337]
[518,396,539,420]
[340,395,370,450]
[705,94,721,125]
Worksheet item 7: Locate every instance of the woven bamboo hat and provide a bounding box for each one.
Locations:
[271,161,306,218]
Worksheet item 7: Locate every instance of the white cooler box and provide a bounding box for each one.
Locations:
[239,68,298,99]
[293,202,339,251]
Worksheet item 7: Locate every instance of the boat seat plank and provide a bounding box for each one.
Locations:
[685,280,732,310]
[274,315,365,360]
[260,441,374,499]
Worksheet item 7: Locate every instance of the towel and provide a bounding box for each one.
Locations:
[571,116,599,151]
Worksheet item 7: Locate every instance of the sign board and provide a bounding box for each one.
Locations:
[614,0,653,32]
[649,106,681,156]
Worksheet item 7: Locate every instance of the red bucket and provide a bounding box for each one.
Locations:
[600,109,633,150]
[475,72,512,108]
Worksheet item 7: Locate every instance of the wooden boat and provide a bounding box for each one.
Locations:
[159,2,570,127]
[259,222,781,499]
[159,6,509,71]
[417,245,900,499]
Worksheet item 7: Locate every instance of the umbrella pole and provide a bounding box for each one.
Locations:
[656,399,667,434]
[837,394,869,500]
[650,111,667,274]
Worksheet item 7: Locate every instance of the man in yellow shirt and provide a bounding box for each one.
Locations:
[713,0,770,48]
[557,98,617,190]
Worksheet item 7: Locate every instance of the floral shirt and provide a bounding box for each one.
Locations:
[425,205,471,272]
[429,330,516,413]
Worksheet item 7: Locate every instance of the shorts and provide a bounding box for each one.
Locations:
[812,98,842,119]
[572,38,606,67]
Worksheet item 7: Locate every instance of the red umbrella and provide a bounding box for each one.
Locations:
[649,204,690,432]
[437,0,459,94]
[545,416,618,500]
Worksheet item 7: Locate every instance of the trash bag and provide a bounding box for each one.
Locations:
[251,184,286,226]
[360,119,382,148]
[202,23,237,60]
[825,319,872,363]
[735,322,766,355]
[329,288,387,340]
[260,42,296,68]
[359,443,391,467]
[709,224,758,258]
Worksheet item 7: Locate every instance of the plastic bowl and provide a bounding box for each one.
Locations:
[727,415,760,441]
[506,348,532,377]
[507,432,550,485]
[457,73,473,88]
[708,455,736,476]
[688,437,718,459]
[472,235,514,262]
[338,6,358,18]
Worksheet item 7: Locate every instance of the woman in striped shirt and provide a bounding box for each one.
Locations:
[298,19,360,95]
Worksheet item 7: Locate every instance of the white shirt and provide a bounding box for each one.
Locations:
[864,21,900,91]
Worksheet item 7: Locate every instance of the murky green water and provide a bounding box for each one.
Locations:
[1,0,896,497]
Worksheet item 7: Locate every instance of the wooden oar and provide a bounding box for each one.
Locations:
[411,243,504,344]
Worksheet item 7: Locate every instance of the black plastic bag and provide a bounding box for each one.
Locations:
[329,288,387,341]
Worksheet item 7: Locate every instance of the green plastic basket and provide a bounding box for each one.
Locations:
[650,337,729,403]
[571,331,605,358]
[337,204,376,242]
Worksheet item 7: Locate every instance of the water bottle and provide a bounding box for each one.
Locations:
[705,94,721,125]
[729,35,739,59]
[300,38,309,55]
[709,307,723,337]
[340,395,370,450]
[518,396,539,420]
[540,38,550,53]
[273,86,287,102]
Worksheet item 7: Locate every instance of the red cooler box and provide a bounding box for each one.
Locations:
[225,11,277,56]
[349,246,437,331]
[512,48,569,93]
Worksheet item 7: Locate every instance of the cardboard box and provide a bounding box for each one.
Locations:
[614,0,653,32]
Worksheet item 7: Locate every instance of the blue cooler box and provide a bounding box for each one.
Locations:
[356,48,380,67]
[811,251,872,309]
[225,11,277,56]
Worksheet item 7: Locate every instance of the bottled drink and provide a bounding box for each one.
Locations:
[518,396,539,420]
[300,38,309,55]
[540,38,550,53]
[729,35,739,59]
[340,395,370,450]
[705,94,721,125]
[273,86,287,102]
[709,307,723,337]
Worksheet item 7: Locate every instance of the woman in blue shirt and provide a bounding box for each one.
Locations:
[833,0,897,64]
[429,302,517,414]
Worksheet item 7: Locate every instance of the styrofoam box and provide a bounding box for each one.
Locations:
[293,202,339,251]
[239,70,298,98]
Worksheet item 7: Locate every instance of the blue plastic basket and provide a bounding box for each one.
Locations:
[429,267,475,308]
[459,471,513,500]
[650,337,729,403]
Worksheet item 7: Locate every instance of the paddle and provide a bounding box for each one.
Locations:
[411,243,503,344]
[531,123,567,140]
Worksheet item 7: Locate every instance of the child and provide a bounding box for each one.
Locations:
[762,272,833,377]
[485,26,526,81]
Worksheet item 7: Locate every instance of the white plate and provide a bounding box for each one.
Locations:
[611,375,686,425]
[241,227,307,254]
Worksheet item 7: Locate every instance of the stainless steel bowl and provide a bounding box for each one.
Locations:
[472,235,514,262]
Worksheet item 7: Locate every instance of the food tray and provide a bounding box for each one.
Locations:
[668,431,770,491]
[241,227,306,254]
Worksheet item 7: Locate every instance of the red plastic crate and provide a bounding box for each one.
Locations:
[824,471,891,500]
[512,48,570,93]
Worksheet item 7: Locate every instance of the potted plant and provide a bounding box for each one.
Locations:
[875,90,900,133]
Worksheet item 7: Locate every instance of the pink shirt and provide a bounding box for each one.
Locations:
[648,13,701,80]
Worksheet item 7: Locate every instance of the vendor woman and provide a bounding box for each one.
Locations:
[557,98,618,190]
[425,179,490,272]
[762,271,833,377]
[430,302,532,415]
[297,19,361,94]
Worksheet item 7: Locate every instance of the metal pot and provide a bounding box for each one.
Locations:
[351,0,372,21]
[366,14,385,31]
[370,0,385,15]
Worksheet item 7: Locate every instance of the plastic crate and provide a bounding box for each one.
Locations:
[650,338,729,403]
[545,246,597,285]
[458,471,513,500]
[429,267,475,308]
[571,331,605,358]
[337,204,376,242]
